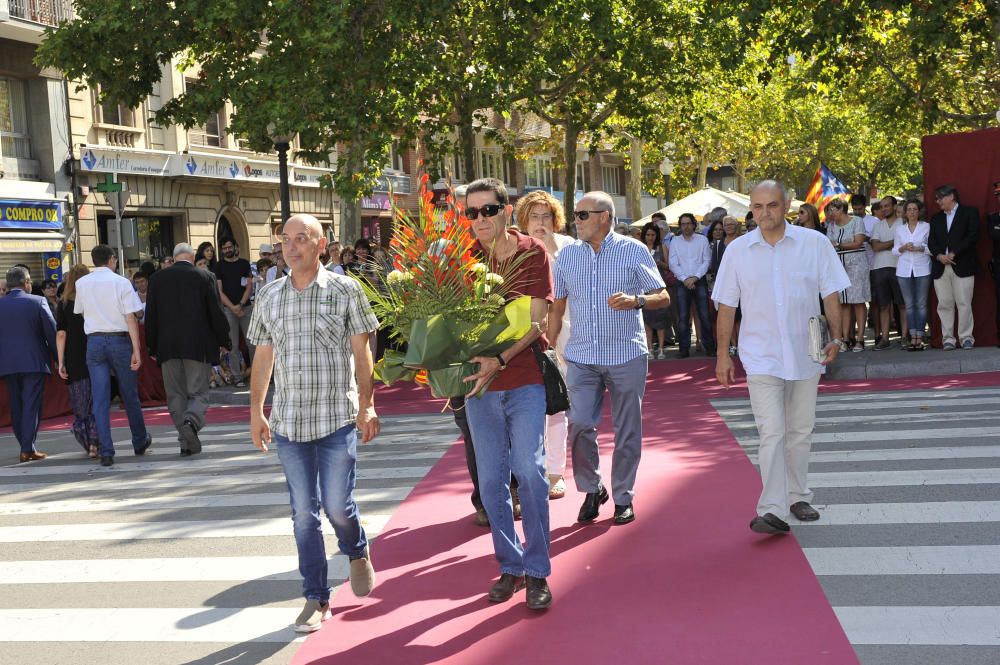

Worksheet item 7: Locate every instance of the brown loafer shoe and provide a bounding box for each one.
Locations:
[526,576,552,610]
[790,501,821,521]
[19,451,47,463]
[474,507,490,527]
[487,573,525,603]
[749,512,790,534]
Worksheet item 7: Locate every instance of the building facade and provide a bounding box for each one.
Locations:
[0,0,75,280]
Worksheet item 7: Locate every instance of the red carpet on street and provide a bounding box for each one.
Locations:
[291,359,961,665]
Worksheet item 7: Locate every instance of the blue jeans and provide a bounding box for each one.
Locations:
[465,383,550,578]
[897,275,931,337]
[86,335,148,458]
[275,424,367,603]
[676,278,715,353]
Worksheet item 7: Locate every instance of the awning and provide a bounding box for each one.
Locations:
[0,231,67,253]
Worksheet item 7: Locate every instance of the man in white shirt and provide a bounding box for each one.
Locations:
[74,244,151,467]
[265,242,290,283]
[869,196,907,349]
[713,181,850,535]
[668,212,715,357]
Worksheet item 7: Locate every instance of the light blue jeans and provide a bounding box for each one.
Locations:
[86,334,148,458]
[897,275,931,337]
[465,383,550,578]
[275,424,367,603]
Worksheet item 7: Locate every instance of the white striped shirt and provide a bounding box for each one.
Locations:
[554,231,665,366]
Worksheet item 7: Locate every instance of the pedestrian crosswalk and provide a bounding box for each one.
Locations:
[713,386,1000,665]
[0,413,458,664]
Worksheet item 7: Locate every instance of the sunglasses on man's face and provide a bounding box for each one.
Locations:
[573,209,605,221]
[465,203,504,220]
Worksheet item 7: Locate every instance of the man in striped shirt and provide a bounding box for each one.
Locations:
[550,191,669,526]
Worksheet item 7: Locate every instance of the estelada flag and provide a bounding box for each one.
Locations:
[805,163,850,222]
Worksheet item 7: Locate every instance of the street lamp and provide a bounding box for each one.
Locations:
[268,124,292,223]
[659,157,675,205]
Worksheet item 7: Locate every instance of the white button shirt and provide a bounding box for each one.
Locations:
[74,267,144,334]
[712,224,850,381]
[667,232,711,281]
[892,221,932,278]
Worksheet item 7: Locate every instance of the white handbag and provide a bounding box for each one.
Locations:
[808,315,832,363]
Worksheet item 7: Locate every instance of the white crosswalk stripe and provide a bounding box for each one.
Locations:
[0,412,457,662]
[713,385,1000,662]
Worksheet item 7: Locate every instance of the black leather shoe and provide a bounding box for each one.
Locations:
[474,507,489,527]
[613,503,635,525]
[790,501,820,521]
[525,576,552,610]
[135,433,153,456]
[577,485,609,523]
[678,349,690,358]
[487,573,525,603]
[749,512,790,534]
[180,449,192,457]
[179,419,202,455]
[100,456,114,467]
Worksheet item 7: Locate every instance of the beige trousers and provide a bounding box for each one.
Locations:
[933,265,975,346]
[746,373,820,519]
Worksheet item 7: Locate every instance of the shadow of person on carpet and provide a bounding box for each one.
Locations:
[314,596,541,665]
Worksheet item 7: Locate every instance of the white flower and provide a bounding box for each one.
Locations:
[470,262,488,274]
[484,272,504,285]
[386,270,412,284]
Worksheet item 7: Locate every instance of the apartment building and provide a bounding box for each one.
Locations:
[0,0,75,279]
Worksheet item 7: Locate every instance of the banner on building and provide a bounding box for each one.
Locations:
[0,200,64,229]
[43,251,63,282]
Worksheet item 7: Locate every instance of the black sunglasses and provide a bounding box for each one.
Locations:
[465,203,504,220]
[573,209,606,221]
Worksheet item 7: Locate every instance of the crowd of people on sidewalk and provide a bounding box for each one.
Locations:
[3,173,999,632]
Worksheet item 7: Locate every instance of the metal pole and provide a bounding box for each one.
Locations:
[115,212,126,274]
[277,141,291,223]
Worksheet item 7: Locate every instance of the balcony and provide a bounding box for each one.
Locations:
[7,0,73,26]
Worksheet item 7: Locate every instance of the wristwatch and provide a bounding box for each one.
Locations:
[495,353,508,370]
[635,295,646,310]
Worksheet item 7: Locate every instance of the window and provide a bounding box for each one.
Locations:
[98,96,135,127]
[476,148,509,182]
[525,157,553,189]
[185,78,223,148]
[0,78,31,159]
[575,161,590,193]
[602,165,623,195]
[385,140,406,172]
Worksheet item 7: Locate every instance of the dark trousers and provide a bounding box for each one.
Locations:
[450,395,516,511]
[676,278,716,354]
[4,372,46,454]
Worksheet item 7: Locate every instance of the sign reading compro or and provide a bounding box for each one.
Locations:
[0,200,64,230]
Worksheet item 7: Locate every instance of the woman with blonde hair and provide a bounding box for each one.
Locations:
[56,264,100,457]
[514,190,574,500]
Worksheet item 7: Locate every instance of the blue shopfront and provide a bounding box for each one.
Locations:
[0,199,67,282]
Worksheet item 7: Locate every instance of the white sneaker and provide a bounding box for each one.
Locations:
[293,599,329,633]
[657,349,667,360]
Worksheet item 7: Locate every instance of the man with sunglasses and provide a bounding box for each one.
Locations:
[461,177,555,610]
[550,192,669,527]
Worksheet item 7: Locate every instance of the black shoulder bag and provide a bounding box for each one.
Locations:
[531,343,570,415]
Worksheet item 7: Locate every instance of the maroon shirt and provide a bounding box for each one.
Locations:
[474,229,554,392]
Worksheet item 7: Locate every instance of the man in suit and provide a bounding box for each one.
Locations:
[0,266,57,462]
[927,184,980,350]
[146,243,231,456]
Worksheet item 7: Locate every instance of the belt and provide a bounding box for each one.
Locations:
[89,331,129,337]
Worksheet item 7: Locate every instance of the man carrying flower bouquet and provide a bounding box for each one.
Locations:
[246,214,381,633]
[462,177,556,611]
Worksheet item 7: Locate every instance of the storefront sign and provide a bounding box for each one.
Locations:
[173,153,284,183]
[43,251,63,283]
[360,194,391,210]
[0,199,63,229]
[0,235,65,253]
[291,166,330,187]
[80,147,172,177]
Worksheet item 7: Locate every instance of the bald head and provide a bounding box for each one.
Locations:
[582,191,616,219]
[284,214,323,239]
[748,179,790,235]
[750,179,788,202]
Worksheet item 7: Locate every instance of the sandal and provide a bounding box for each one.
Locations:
[88,444,98,458]
[852,342,864,352]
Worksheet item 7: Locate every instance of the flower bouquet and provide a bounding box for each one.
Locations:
[355,172,532,398]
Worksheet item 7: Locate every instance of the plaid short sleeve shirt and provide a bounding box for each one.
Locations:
[247,268,379,442]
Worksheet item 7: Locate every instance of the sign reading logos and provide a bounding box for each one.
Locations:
[79,146,172,177]
[0,199,63,229]
[172,153,283,184]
